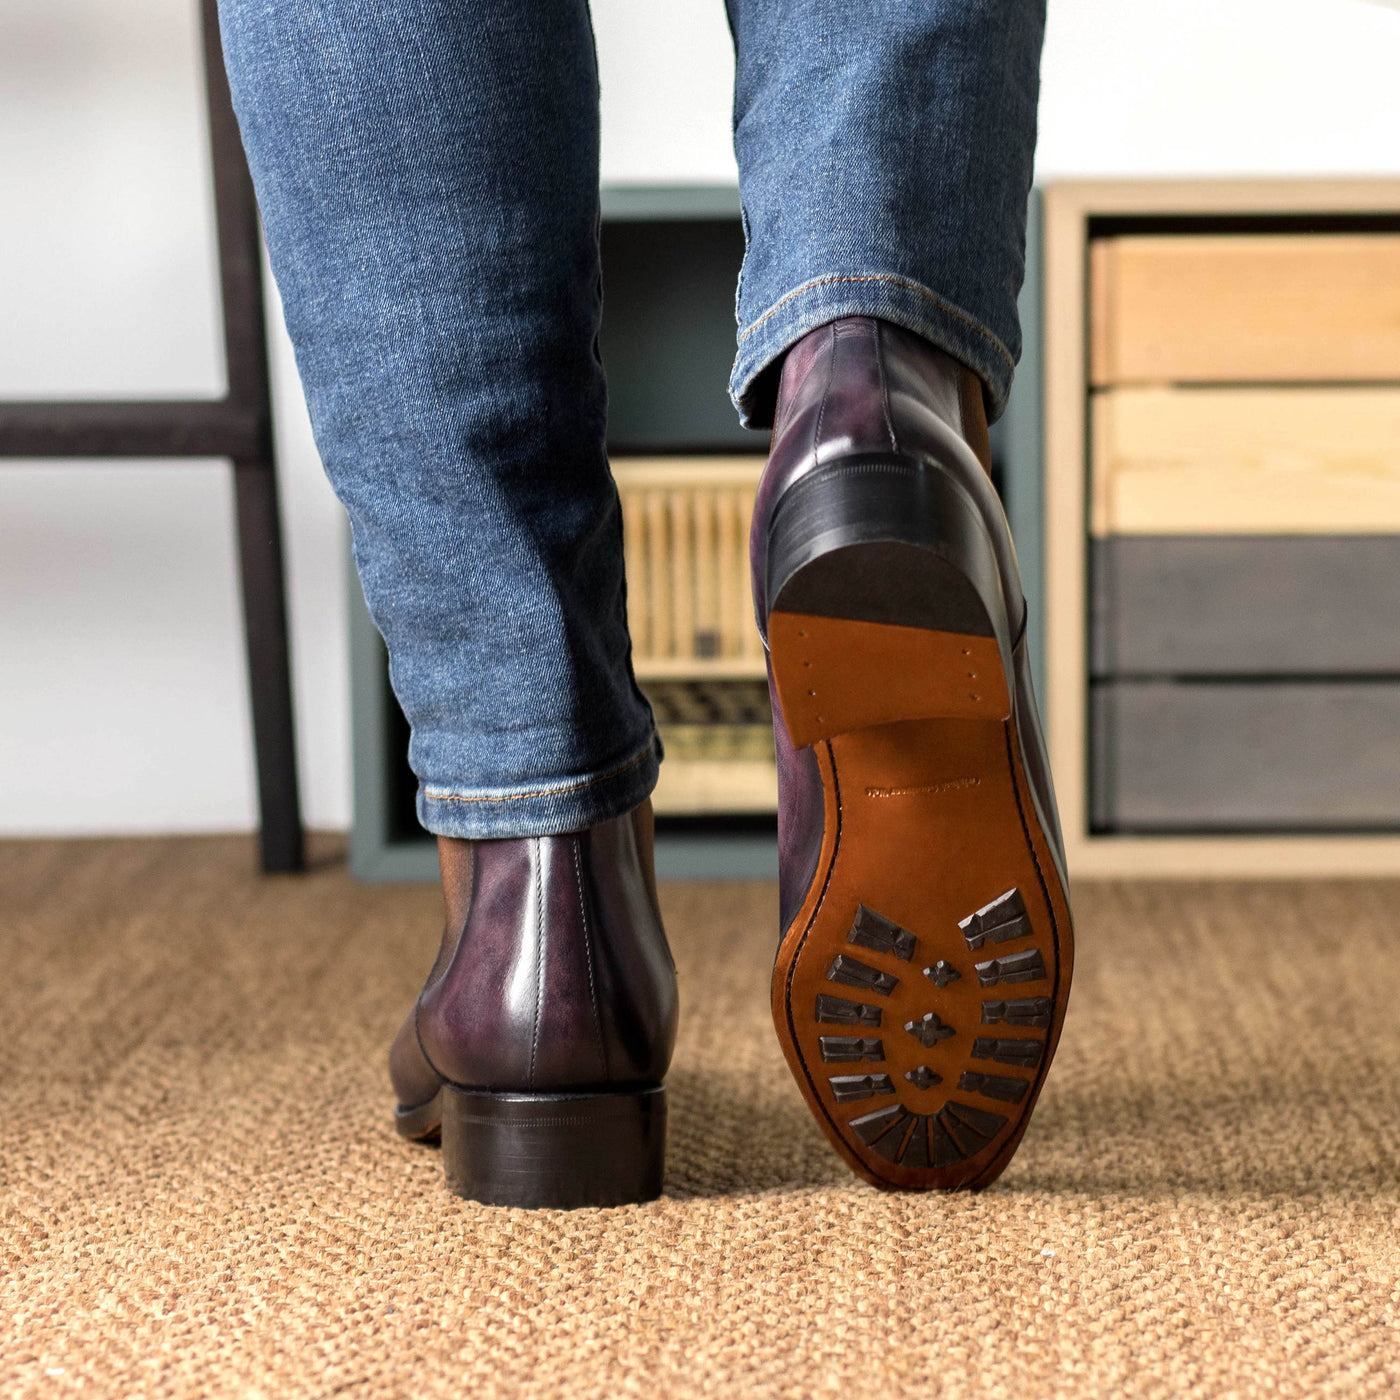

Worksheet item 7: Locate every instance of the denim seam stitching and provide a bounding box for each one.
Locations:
[737,272,1015,374]
[422,740,653,805]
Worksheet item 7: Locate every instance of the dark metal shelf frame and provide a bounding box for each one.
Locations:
[0,0,303,873]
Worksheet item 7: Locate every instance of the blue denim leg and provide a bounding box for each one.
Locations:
[219,0,1042,838]
[218,0,659,838]
[727,0,1046,426]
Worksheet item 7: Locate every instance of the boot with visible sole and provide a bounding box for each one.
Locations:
[388,801,678,1208]
[753,317,1073,1190]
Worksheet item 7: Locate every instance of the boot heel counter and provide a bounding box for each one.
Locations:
[417,820,676,1094]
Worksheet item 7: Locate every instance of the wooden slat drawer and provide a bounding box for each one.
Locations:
[613,457,766,678]
[1090,234,1400,386]
[1091,680,1400,831]
[1091,536,1400,676]
[1090,387,1400,535]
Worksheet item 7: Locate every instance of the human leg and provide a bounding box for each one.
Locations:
[219,0,659,838]
[731,1,1073,1190]
[726,0,1045,427]
[217,0,676,1207]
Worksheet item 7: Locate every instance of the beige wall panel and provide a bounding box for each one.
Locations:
[1090,234,1400,385]
[1092,387,1400,534]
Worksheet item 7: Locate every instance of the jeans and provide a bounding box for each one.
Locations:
[217,0,1045,839]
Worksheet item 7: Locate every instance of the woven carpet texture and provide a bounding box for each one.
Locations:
[2,837,1398,1398]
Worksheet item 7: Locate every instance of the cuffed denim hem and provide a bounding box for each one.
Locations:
[417,729,662,840]
[730,272,1018,431]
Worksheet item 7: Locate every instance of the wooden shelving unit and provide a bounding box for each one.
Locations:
[1044,179,1400,877]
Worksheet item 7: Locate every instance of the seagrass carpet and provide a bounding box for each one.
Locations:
[2,836,1398,1398]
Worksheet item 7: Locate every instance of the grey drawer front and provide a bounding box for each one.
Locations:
[1091,536,1400,676]
[1091,681,1400,831]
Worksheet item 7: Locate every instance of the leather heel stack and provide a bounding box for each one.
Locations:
[440,1085,667,1209]
[390,807,678,1210]
[765,458,1016,745]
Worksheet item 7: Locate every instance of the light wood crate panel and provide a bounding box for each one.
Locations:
[1045,180,1400,876]
[1090,233,1400,386]
[614,457,767,679]
[1091,387,1400,534]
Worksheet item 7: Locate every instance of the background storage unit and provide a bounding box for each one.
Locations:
[350,185,1047,881]
[612,456,773,817]
[349,186,775,881]
[1045,180,1400,875]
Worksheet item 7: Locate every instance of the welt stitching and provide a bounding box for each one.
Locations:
[737,272,1016,373]
[450,1112,633,1128]
[529,838,544,1089]
[784,740,846,1149]
[572,839,610,1080]
[425,742,651,805]
[966,722,1064,1190]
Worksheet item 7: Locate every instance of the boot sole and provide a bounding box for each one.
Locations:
[765,460,1073,1190]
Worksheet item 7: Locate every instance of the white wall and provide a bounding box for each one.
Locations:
[2,0,1399,835]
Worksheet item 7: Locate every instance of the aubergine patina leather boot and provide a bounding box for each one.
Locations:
[389,801,678,1208]
[751,316,1074,1191]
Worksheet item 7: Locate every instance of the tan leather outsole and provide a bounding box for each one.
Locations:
[769,611,1074,1190]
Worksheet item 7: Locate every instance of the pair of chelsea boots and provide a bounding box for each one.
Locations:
[390,316,1075,1207]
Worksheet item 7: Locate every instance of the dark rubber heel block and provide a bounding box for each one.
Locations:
[772,540,995,638]
[440,1086,666,1209]
[763,456,1010,644]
